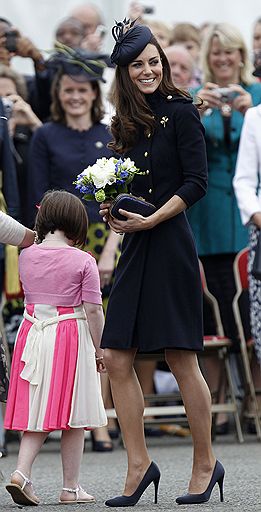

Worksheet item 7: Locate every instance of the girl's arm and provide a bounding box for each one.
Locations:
[83,302,106,373]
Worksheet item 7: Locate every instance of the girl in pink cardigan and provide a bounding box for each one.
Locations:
[5,190,107,506]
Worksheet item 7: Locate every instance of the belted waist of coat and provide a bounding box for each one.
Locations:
[20,309,86,385]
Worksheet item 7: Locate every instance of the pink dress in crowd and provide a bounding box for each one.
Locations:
[4,244,107,432]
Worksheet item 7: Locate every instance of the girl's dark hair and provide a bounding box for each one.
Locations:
[35,190,88,247]
[108,35,191,154]
[50,70,104,124]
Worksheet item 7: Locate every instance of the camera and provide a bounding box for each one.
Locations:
[94,25,107,38]
[214,87,238,103]
[253,49,261,78]
[143,6,154,14]
[1,97,13,120]
[4,30,18,53]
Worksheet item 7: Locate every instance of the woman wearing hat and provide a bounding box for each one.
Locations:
[99,20,224,507]
[27,50,120,452]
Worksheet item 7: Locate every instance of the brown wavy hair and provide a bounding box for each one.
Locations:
[35,190,88,247]
[50,70,104,124]
[108,35,190,154]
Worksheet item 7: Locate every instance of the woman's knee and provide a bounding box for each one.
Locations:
[165,349,198,377]
[104,348,135,379]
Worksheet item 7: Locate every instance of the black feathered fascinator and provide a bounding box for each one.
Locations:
[45,42,106,82]
[110,18,152,66]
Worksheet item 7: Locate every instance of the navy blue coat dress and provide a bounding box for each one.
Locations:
[101,91,208,352]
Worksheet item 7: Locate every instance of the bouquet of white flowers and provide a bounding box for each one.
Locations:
[74,157,144,203]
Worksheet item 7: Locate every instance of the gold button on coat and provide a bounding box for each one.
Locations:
[149,188,152,193]
[146,170,150,175]
[144,151,148,157]
[167,95,173,99]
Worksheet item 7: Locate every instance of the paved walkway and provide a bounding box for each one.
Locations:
[1,433,261,511]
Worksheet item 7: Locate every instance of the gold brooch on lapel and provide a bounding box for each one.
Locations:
[95,141,104,148]
[160,116,169,127]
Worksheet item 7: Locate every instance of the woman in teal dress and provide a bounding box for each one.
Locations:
[187,23,261,432]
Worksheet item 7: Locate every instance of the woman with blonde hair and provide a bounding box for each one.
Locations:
[201,23,256,87]
[187,22,261,433]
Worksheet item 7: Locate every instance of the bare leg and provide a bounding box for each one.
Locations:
[135,359,156,410]
[104,348,151,495]
[16,431,48,476]
[10,431,48,502]
[60,428,95,502]
[165,349,216,493]
[202,355,227,425]
[134,359,156,401]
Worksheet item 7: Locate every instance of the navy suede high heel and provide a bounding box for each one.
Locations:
[176,460,225,505]
[105,461,160,507]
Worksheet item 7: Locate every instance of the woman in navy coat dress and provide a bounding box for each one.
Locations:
[100,20,224,507]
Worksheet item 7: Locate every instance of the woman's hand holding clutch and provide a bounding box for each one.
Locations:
[107,209,155,234]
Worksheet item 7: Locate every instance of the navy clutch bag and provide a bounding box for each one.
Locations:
[109,194,156,221]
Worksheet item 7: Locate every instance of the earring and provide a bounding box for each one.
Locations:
[239,61,244,68]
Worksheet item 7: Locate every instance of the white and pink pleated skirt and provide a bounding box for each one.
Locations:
[4,304,107,432]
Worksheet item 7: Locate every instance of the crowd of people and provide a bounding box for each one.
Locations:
[0,0,261,507]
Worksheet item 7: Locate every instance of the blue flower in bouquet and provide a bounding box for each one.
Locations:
[74,157,144,202]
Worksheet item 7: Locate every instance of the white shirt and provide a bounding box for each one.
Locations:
[0,211,25,245]
[233,105,261,225]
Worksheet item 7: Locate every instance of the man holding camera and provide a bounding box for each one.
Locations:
[0,17,47,120]
[0,18,45,72]
[69,4,107,53]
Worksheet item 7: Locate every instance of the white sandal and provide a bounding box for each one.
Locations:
[6,469,40,506]
[59,484,96,504]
